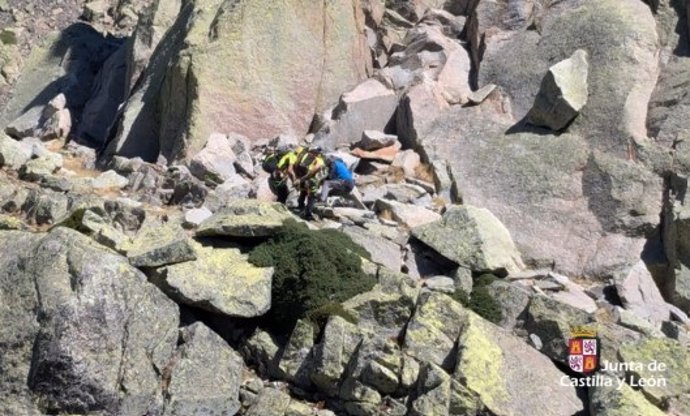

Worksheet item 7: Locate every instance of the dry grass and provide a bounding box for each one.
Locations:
[387,166,406,183]
[414,163,436,183]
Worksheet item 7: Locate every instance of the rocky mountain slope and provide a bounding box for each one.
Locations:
[2,0,690,415]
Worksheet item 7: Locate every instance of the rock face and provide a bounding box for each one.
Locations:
[412,205,524,275]
[0,24,123,141]
[527,49,589,131]
[412,104,663,279]
[106,0,371,162]
[478,0,658,156]
[0,228,180,415]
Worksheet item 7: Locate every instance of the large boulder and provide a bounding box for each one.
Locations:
[1,24,123,140]
[662,178,690,314]
[403,291,466,371]
[343,268,419,339]
[150,241,273,318]
[163,322,244,416]
[314,79,398,149]
[411,103,663,279]
[412,205,524,275]
[0,134,32,169]
[648,57,690,160]
[310,316,363,396]
[188,133,237,185]
[127,223,197,267]
[617,338,690,412]
[452,311,585,416]
[615,260,675,324]
[478,0,658,157]
[196,199,295,238]
[0,231,45,415]
[589,373,666,416]
[374,198,441,228]
[106,0,370,162]
[526,49,588,131]
[0,228,180,415]
[342,225,402,272]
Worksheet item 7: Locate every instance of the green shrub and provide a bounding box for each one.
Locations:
[450,273,502,324]
[467,286,503,324]
[475,273,498,287]
[0,30,17,45]
[248,220,375,333]
[450,288,470,306]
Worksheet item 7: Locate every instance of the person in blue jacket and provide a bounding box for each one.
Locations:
[319,156,355,203]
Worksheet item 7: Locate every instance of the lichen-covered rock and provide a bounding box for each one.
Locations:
[524,294,643,370]
[617,338,690,409]
[527,49,588,131]
[310,316,363,396]
[18,153,63,182]
[412,205,524,275]
[278,319,315,388]
[453,310,584,416]
[340,377,382,416]
[21,188,70,226]
[343,269,419,338]
[0,231,45,415]
[127,223,196,267]
[245,387,291,416]
[79,210,132,253]
[485,279,532,329]
[403,291,465,370]
[409,362,451,416]
[151,241,273,318]
[164,322,244,416]
[92,170,129,189]
[0,213,27,230]
[589,373,665,416]
[196,199,294,238]
[1,228,180,415]
[0,134,31,169]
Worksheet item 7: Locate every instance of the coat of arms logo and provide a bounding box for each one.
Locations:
[568,326,599,374]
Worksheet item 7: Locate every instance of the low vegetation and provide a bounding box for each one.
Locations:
[451,273,503,324]
[248,220,374,332]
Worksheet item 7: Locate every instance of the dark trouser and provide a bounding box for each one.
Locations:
[319,179,354,202]
[297,178,321,218]
[268,176,289,204]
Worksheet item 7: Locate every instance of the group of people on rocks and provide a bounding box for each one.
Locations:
[262,145,355,220]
